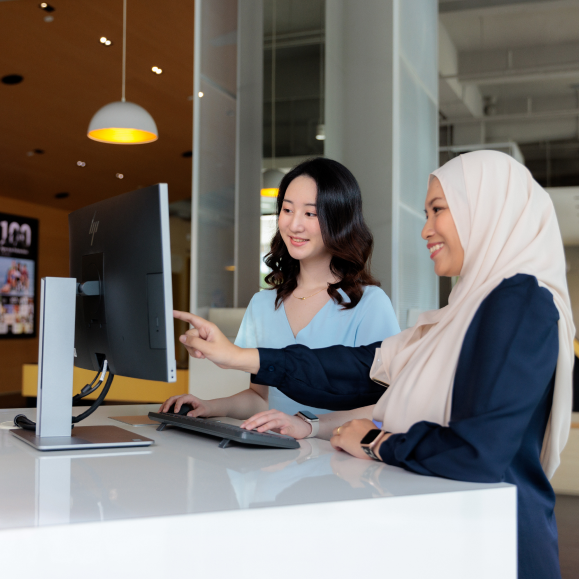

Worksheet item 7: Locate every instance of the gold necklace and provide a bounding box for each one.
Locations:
[292,286,327,300]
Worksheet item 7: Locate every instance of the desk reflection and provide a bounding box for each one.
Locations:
[1,417,482,530]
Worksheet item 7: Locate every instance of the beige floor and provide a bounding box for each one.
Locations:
[551,413,579,495]
[555,494,579,579]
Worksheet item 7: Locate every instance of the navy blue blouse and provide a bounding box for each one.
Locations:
[253,274,561,579]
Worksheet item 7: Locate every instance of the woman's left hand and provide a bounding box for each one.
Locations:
[330,418,376,460]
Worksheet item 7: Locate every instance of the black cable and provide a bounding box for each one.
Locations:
[13,414,36,431]
[13,369,115,431]
[72,371,114,423]
[73,363,105,402]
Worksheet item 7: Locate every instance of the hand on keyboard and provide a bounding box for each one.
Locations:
[241,409,312,439]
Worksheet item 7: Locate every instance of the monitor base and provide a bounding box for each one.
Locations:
[10,425,154,451]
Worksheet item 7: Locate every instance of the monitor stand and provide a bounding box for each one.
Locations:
[10,277,154,451]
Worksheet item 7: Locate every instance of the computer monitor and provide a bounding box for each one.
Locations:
[69,184,176,383]
[11,184,176,451]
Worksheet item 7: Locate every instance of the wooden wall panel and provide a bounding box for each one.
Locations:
[0,195,69,395]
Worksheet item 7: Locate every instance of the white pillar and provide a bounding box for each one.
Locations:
[235,0,263,308]
[325,0,439,328]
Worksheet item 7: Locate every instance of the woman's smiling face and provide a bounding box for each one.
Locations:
[278,175,330,264]
[421,177,464,277]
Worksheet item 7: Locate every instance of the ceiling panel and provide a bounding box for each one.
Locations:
[0,0,194,211]
[440,2,579,50]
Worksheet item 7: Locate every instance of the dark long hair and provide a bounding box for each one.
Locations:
[264,157,379,310]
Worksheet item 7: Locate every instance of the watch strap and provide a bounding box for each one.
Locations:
[295,411,319,438]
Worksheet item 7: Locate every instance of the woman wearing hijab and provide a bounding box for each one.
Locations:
[174,151,574,579]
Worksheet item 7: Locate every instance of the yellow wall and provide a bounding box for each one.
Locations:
[22,365,188,403]
[0,195,69,394]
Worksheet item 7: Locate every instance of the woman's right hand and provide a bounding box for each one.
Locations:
[173,310,260,373]
[159,394,215,418]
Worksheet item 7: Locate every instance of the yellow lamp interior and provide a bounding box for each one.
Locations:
[261,187,279,197]
[87,127,158,144]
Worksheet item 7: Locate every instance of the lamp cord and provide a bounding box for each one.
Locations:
[122,0,126,102]
[319,2,324,126]
[271,0,276,162]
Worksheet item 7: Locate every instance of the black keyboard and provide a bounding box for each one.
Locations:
[148,412,300,449]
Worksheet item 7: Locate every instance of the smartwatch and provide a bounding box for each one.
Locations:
[360,429,390,461]
[295,410,319,438]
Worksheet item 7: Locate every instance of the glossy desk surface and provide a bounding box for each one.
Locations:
[0,404,509,529]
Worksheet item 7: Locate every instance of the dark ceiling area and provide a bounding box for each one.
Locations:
[0,0,194,211]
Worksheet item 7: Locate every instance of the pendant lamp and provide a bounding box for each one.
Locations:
[87,0,158,144]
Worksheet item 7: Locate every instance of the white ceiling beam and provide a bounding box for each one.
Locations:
[442,40,579,85]
[440,107,579,126]
[438,21,483,117]
[438,0,576,16]
[453,64,579,85]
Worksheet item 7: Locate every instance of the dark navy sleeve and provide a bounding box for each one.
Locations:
[252,342,384,411]
[378,274,560,483]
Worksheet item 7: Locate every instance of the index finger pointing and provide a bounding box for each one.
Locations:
[173,310,205,327]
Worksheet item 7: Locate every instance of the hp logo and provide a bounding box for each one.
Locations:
[89,214,99,246]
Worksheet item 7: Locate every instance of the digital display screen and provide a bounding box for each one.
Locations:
[360,429,382,445]
[299,410,318,421]
[0,213,38,338]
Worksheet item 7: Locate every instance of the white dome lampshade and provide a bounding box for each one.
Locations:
[87,101,158,144]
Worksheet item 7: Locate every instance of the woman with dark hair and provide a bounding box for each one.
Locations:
[161,157,400,423]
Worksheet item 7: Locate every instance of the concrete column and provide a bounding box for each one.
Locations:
[235,0,263,308]
[325,0,439,328]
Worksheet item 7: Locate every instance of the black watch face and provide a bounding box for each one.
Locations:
[360,429,382,445]
[299,410,318,421]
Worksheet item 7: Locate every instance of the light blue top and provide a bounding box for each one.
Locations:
[234,285,400,415]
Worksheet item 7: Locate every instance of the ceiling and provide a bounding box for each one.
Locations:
[6,0,579,244]
[439,0,579,242]
[439,0,579,178]
[0,0,194,211]
[440,0,579,50]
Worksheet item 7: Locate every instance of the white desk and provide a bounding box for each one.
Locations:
[0,405,516,579]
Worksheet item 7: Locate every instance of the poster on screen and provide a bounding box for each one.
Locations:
[0,213,39,338]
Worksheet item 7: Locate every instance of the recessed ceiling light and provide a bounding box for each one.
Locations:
[77,161,86,167]
[39,3,55,12]
[2,75,24,85]
[151,66,163,75]
[198,91,204,98]
[116,173,124,179]
[55,192,69,199]
[100,37,113,46]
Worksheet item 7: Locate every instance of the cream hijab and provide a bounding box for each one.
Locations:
[371,150,574,479]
